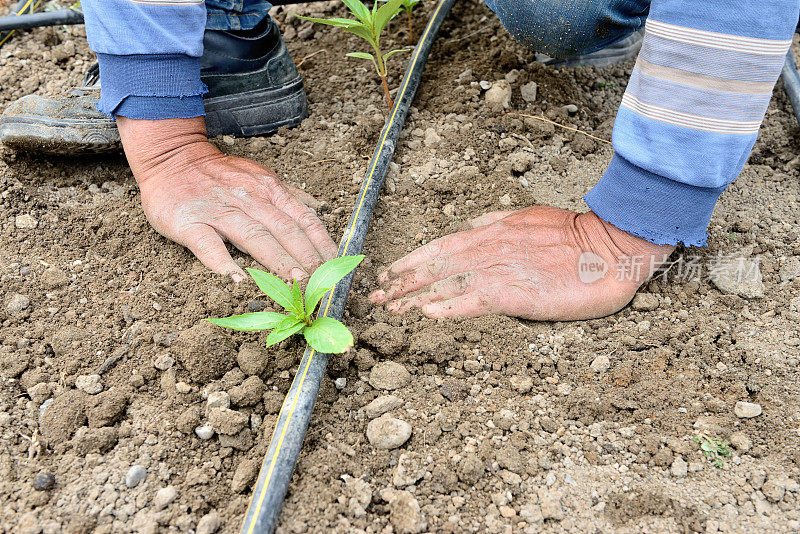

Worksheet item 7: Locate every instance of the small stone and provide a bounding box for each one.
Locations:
[125,465,147,488]
[208,407,249,435]
[423,128,442,147]
[734,401,762,418]
[366,415,412,449]
[6,293,30,315]
[41,267,69,289]
[670,456,688,478]
[334,377,347,390]
[493,409,516,431]
[75,374,103,395]
[195,424,214,440]
[206,391,230,414]
[485,80,512,109]
[154,486,177,509]
[509,375,533,393]
[175,382,191,394]
[729,431,752,451]
[153,353,174,371]
[382,489,424,534]
[709,257,765,299]
[15,214,38,229]
[499,193,512,206]
[222,135,235,145]
[505,69,520,84]
[364,395,403,419]
[457,69,473,84]
[563,104,579,114]
[479,80,492,90]
[443,203,455,218]
[369,362,411,391]
[631,293,659,311]
[231,458,259,493]
[520,82,538,102]
[762,478,786,503]
[590,354,611,373]
[196,512,221,534]
[32,472,55,491]
[393,452,425,487]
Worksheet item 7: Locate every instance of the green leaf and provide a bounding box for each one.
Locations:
[342,24,376,45]
[205,311,287,331]
[346,51,376,61]
[304,255,365,316]
[375,0,405,36]
[701,442,713,452]
[384,48,411,61]
[265,316,305,348]
[341,0,371,24]
[246,268,298,315]
[291,279,305,320]
[294,15,362,27]
[303,317,354,353]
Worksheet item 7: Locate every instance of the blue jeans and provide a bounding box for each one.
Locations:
[210,0,651,58]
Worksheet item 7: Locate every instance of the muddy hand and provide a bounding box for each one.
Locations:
[370,206,675,321]
[118,116,337,282]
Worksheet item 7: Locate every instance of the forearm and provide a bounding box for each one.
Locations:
[586,0,799,246]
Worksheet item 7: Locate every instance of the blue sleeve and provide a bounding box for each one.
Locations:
[82,0,208,119]
[584,0,799,246]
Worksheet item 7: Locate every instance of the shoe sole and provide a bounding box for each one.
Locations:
[204,75,308,137]
[0,76,308,154]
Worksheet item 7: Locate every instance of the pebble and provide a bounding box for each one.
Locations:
[154,486,177,509]
[364,395,403,419]
[153,353,174,371]
[762,478,786,503]
[563,104,579,114]
[670,456,688,478]
[208,407,249,435]
[196,512,221,534]
[15,214,38,229]
[479,80,492,90]
[590,354,611,373]
[485,80,511,109]
[6,293,30,315]
[195,424,215,440]
[334,377,347,390]
[631,292,659,311]
[423,128,442,147]
[734,401,762,418]
[457,69,473,84]
[75,374,103,395]
[368,361,411,390]
[206,391,231,413]
[729,431,752,451]
[381,489,424,534]
[509,375,533,393]
[366,415,412,449]
[520,81,538,102]
[32,472,55,491]
[499,193,512,206]
[709,257,765,299]
[125,465,147,488]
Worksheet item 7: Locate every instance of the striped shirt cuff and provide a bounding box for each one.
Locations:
[96,53,207,118]
[585,155,726,247]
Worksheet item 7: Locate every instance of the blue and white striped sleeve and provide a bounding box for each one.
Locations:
[82,0,208,119]
[585,0,799,246]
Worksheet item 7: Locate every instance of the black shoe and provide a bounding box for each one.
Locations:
[0,16,307,154]
[536,29,644,68]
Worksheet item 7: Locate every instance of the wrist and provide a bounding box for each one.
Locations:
[117,116,221,184]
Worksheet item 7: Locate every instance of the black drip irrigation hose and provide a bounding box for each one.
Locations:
[0,9,83,32]
[239,0,455,532]
[0,0,41,47]
[782,49,800,127]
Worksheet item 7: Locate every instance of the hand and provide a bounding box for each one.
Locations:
[369,206,675,321]
[117,117,337,282]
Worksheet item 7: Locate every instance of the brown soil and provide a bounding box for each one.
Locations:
[2,1,800,533]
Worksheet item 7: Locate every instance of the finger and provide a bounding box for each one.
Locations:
[465,211,513,229]
[215,213,306,281]
[242,201,326,274]
[385,271,479,314]
[374,249,482,303]
[282,182,325,210]
[179,224,246,282]
[421,288,498,318]
[269,180,338,261]
[377,232,476,284]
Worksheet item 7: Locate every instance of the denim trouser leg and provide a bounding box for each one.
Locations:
[484,0,651,59]
[205,0,274,31]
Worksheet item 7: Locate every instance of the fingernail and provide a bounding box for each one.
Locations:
[377,271,388,283]
[387,301,401,313]
[291,268,306,281]
[369,290,385,303]
[231,272,244,284]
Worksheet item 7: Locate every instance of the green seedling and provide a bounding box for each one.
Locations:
[381,0,420,45]
[296,0,409,109]
[693,434,731,468]
[207,255,365,354]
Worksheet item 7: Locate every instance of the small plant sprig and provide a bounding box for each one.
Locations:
[693,434,731,468]
[381,0,420,45]
[207,255,365,354]
[296,0,409,109]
